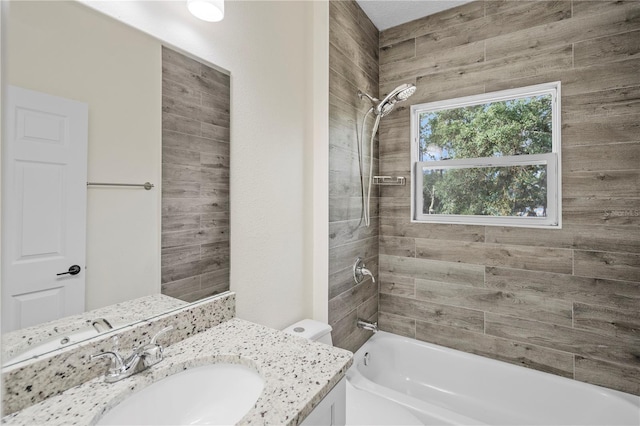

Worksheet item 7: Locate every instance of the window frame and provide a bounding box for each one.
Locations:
[410,81,562,229]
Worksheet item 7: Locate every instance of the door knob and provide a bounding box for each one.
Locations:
[57,265,81,276]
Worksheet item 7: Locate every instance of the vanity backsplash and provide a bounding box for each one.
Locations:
[2,292,236,415]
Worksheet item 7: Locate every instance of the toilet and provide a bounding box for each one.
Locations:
[283,319,423,426]
[283,319,333,345]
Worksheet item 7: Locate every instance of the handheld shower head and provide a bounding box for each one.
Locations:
[357,83,416,117]
[376,83,417,117]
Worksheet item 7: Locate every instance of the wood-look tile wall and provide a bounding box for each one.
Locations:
[161,47,230,302]
[329,1,380,352]
[378,1,640,395]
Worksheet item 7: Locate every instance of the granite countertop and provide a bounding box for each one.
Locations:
[2,294,187,364]
[2,318,353,426]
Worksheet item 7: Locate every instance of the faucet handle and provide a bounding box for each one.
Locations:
[90,351,124,372]
[150,325,174,345]
[139,325,174,368]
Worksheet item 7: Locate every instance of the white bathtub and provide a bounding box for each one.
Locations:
[346,331,640,425]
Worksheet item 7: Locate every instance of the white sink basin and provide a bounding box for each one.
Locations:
[97,363,264,425]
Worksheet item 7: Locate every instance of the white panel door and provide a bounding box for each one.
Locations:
[2,86,88,332]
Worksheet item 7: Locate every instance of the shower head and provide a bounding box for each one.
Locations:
[376,83,416,117]
[358,83,416,118]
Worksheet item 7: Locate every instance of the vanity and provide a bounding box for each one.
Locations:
[2,292,353,425]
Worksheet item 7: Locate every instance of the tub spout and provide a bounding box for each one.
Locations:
[357,319,378,333]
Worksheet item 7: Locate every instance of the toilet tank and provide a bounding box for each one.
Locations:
[283,319,333,346]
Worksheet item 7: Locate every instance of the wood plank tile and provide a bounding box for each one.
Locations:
[563,86,640,120]
[380,293,484,332]
[562,113,640,147]
[415,278,573,326]
[330,26,378,83]
[564,170,640,198]
[162,182,200,199]
[329,279,378,326]
[572,0,640,18]
[163,197,229,216]
[162,46,201,74]
[379,254,485,287]
[161,227,229,249]
[379,196,411,218]
[162,76,201,105]
[329,236,378,274]
[574,29,640,66]
[329,67,361,107]
[201,92,231,113]
[485,226,574,249]
[380,38,415,66]
[199,65,230,89]
[161,275,200,299]
[415,321,574,378]
[162,163,201,183]
[418,1,570,56]
[162,112,201,136]
[415,239,573,274]
[563,142,640,172]
[161,245,201,267]
[575,356,640,396]
[200,212,229,229]
[378,312,416,338]
[487,58,640,98]
[485,3,640,60]
[379,235,415,257]
[379,273,415,297]
[329,217,379,248]
[163,130,229,155]
[330,0,379,65]
[162,147,200,167]
[331,309,358,350]
[381,41,484,84]
[574,250,640,282]
[201,268,229,287]
[340,320,376,353]
[485,224,640,254]
[357,294,379,321]
[486,266,640,312]
[329,44,377,99]
[330,196,379,223]
[563,197,640,226]
[329,255,378,301]
[161,259,202,283]
[380,1,484,47]
[414,45,572,101]
[485,312,640,367]
[200,122,229,142]
[162,213,200,232]
[163,95,229,128]
[380,216,484,242]
[574,302,640,342]
[200,240,229,262]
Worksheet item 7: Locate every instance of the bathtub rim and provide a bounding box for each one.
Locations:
[347,330,640,424]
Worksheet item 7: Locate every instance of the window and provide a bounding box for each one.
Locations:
[410,82,561,228]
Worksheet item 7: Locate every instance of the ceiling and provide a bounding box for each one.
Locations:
[356,0,474,31]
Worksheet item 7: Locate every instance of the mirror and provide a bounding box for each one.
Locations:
[2,0,230,366]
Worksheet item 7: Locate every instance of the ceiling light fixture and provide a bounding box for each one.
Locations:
[187,0,224,22]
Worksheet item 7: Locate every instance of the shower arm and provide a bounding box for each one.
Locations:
[357,90,379,105]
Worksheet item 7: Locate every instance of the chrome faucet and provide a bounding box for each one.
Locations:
[91,318,113,333]
[91,326,173,383]
[353,257,376,284]
[357,319,378,333]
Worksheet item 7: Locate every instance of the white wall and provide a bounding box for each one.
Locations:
[7,1,161,310]
[83,0,328,329]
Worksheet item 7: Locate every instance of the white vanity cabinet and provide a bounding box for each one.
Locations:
[301,378,346,426]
